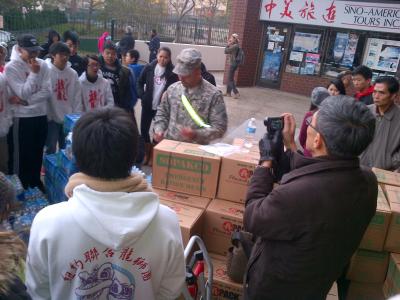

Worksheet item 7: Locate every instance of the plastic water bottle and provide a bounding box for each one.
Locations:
[244,118,257,149]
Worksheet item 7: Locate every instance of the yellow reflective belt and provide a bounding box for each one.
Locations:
[181,94,211,128]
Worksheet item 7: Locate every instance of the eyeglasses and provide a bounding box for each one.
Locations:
[305,117,321,134]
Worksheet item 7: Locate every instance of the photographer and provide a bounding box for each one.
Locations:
[244,96,378,300]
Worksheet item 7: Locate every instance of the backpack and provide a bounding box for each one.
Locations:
[235,47,245,65]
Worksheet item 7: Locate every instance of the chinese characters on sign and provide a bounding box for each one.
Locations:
[260,0,400,34]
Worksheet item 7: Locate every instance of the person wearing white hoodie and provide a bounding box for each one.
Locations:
[5,34,51,191]
[0,73,12,173]
[80,54,114,111]
[46,42,82,154]
[26,107,186,300]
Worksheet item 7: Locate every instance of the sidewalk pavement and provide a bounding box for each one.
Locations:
[214,72,310,136]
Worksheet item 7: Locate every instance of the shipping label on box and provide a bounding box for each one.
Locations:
[160,199,204,246]
[346,282,384,300]
[383,184,400,253]
[217,151,259,203]
[153,140,221,198]
[205,254,244,300]
[346,249,389,283]
[153,188,211,210]
[373,168,400,186]
[359,186,391,251]
[203,199,244,256]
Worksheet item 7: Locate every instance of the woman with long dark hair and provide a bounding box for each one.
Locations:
[327,78,346,96]
[137,47,178,165]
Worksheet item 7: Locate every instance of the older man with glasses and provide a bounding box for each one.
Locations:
[243,95,378,300]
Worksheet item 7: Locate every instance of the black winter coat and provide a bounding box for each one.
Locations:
[244,152,377,300]
[136,60,178,111]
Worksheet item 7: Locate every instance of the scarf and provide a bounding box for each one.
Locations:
[355,85,374,100]
[65,172,152,198]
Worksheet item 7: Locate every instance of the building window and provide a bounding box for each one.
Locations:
[285,26,326,76]
[363,38,400,81]
[322,30,365,77]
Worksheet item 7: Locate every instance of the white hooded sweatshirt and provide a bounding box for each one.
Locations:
[5,45,51,118]
[26,185,185,300]
[45,58,82,124]
[0,73,12,137]
[79,72,114,111]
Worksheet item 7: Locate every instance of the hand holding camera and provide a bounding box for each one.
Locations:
[259,117,284,163]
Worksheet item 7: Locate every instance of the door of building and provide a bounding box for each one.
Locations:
[257,23,291,89]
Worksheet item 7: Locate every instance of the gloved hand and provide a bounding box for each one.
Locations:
[259,130,284,163]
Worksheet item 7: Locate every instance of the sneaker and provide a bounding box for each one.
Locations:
[223,93,231,97]
[233,93,240,99]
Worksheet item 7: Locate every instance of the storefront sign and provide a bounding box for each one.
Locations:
[260,0,400,33]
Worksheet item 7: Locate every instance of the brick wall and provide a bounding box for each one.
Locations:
[280,72,332,96]
[223,0,264,87]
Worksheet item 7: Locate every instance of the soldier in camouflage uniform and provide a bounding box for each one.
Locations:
[153,48,228,145]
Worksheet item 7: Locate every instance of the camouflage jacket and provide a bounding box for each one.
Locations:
[153,79,228,145]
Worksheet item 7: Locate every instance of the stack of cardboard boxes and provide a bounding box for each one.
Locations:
[153,140,398,300]
[345,167,400,300]
[152,139,260,299]
[373,168,400,299]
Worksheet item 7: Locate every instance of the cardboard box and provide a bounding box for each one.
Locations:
[217,151,259,203]
[383,184,400,253]
[205,254,244,300]
[203,199,244,256]
[346,282,384,300]
[346,249,389,283]
[373,168,400,186]
[359,186,391,251]
[153,188,211,210]
[383,253,400,298]
[160,199,204,246]
[153,140,221,198]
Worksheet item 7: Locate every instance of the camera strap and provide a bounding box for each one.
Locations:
[181,94,211,128]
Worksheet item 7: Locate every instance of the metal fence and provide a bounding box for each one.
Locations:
[3,10,229,49]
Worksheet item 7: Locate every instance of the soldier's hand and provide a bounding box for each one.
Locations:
[181,127,197,141]
[29,58,40,74]
[153,132,164,143]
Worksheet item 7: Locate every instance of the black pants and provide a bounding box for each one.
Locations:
[8,116,47,190]
[140,107,157,143]
[227,64,239,95]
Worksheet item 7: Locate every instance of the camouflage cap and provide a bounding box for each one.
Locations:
[173,48,202,76]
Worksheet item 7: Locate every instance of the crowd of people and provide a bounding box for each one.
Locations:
[0,28,399,300]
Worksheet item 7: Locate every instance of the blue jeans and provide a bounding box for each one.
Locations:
[46,121,66,154]
[227,64,239,95]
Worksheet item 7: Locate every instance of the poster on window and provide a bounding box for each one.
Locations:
[261,51,282,81]
[342,34,359,67]
[292,32,321,53]
[363,39,400,73]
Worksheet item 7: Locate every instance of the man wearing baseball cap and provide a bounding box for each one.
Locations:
[153,48,227,144]
[5,34,51,191]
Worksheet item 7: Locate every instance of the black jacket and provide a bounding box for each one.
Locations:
[99,56,133,112]
[244,152,377,300]
[119,33,135,54]
[136,60,178,111]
